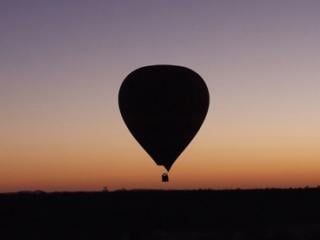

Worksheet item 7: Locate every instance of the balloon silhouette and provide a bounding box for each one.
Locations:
[119,65,209,181]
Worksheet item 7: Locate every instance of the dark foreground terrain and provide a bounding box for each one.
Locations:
[1,188,320,239]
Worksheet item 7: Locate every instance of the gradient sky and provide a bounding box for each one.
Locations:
[1,0,320,192]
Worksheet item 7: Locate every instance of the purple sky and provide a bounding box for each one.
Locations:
[1,1,320,191]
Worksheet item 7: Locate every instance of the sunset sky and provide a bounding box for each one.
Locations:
[1,0,320,192]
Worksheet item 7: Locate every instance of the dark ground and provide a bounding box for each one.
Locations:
[1,188,320,240]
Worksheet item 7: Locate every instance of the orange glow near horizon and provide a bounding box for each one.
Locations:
[2,116,320,192]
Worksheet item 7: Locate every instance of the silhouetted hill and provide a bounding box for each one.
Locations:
[1,188,320,239]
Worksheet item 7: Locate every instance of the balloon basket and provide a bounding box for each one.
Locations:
[162,173,169,182]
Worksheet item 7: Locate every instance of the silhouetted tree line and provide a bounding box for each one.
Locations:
[1,188,320,239]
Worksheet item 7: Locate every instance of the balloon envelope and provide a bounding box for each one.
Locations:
[119,65,209,171]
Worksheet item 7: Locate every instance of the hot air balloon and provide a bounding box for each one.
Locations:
[118,65,209,182]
